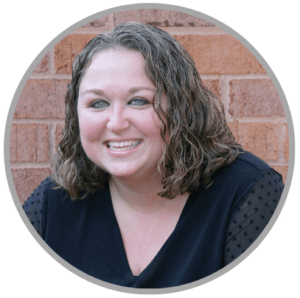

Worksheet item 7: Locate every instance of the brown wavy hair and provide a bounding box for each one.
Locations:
[51,22,243,200]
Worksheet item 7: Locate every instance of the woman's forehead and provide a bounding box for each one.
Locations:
[77,48,168,110]
[79,49,155,92]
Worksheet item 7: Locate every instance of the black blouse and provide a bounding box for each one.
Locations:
[23,151,284,288]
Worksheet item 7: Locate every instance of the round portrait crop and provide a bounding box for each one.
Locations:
[7,6,291,294]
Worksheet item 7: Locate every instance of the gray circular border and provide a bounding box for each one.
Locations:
[4,3,294,295]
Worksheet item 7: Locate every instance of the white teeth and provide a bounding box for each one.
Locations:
[107,140,141,150]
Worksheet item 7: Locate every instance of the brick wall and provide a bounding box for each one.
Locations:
[9,9,289,204]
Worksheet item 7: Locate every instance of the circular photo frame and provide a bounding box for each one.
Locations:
[4,3,294,294]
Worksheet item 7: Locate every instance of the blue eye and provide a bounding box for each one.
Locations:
[90,100,109,109]
[129,98,149,106]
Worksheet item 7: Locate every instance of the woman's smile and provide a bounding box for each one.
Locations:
[77,49,165,179]
[106,139,142,151]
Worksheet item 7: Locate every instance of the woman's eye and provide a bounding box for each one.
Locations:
[90,100,109,109]
[129,98,150,106]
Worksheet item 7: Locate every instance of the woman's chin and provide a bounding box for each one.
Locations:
[106,165,160,182]
[105,165,142,180]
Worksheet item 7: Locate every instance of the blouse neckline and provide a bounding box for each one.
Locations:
[104,186,204,278]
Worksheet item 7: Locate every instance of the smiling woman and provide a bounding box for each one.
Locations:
[77,50,164,182]
[22,22,284,288]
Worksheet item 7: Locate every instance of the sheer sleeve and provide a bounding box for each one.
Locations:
[22,177,52,238]
[223,169,284,266]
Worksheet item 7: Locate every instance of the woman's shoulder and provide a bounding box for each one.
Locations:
[220,151,281,183]
[22,176,56,236]
[209,151,283,205]
[26,176,107,204]
[234,151,271,171]
[38,176,56,189]
[23,176,55,206]
[23,176,109,236]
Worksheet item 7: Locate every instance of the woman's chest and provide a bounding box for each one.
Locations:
[119,219,178,276]
[110,192,190,276]
[45,188,230,284]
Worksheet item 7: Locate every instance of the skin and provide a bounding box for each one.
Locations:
[78,49,164,186]
[77,49,189,276]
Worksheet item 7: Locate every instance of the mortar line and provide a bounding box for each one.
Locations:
[12,119,65,124]
[10,163,52,169]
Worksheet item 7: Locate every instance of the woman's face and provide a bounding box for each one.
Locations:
[77,49,165,180]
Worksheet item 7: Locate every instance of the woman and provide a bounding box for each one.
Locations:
[23,22,284,288]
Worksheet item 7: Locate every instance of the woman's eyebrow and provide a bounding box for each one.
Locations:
[128,86,156,94]
[79,89,105,96]
[79,86,156,97]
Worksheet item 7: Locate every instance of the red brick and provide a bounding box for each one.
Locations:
[55,34,97,74]
[33,54,48,73]
[283,123,289,161]
[174,35,266,75]
[228,121,278,161]
[82,16,108,27]
[54,124,64,151]
[272,166,288,183]
[114,9,214,27]
[10,124,18,162]
[10,124,49,162]
[228,120,238,140]
[14,79,69,119]
[203,79,220,99]
[229,79,285,117]
[11,168,51,204]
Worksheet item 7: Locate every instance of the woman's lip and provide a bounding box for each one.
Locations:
[105,138,142,143]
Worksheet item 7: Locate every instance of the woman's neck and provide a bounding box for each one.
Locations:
[109,176,189,229]
[109,173,168,215]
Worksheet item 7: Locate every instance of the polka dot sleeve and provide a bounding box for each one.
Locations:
[223,169,284,266]
[22,177,52,238]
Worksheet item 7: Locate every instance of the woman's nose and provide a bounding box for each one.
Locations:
[106,108,130,133]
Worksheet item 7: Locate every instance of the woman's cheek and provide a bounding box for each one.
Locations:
[79,113,105,141]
